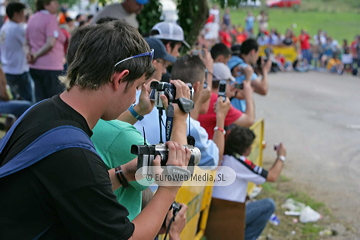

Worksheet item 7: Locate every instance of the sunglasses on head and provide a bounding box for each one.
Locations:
[114,49,154,68]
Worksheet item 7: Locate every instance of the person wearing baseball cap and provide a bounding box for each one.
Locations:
[198,62,255,139]
[144,37,176,80]
[150,22,190,58]
[91,0,148,28]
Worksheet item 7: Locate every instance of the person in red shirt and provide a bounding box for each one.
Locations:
[219,24,232,48]
[299,29,312,65]
[198,62,255,139]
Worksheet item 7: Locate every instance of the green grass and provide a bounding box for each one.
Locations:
[229,0,360,43]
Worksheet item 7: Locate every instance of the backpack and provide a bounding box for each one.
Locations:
[0,101,99,238]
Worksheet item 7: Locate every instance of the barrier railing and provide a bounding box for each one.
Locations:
[259,45,298,62]
[160,118,265,240]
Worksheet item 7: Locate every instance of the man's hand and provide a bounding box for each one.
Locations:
[134,81,155,116]
[197,49,213,71]
[166,203,188,240]
[261,58,272,75]
[276,143,286,157]
[243,65,254,80]
[161,80,191,121]
[27,53,36,64]
[215,96,230,118]
[154,142,192,191]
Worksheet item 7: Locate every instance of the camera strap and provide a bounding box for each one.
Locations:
[175,98,194,113]
[165,103,174,142]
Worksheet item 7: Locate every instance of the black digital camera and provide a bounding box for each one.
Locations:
[170,202,182,216]
[149,81,193,109]
[131,143,201,176]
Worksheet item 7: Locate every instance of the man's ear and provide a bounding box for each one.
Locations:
[165,42,172,53]
[244,146,252,157]
[216,55,224,63]
[111,70,129,91]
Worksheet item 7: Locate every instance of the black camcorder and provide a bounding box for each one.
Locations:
[149,81,194,109]
[131,143,201,177]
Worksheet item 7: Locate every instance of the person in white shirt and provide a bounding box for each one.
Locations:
[209,4,220,25]
[0,2,32,102]
[212,126,287,240]
[91,0,148,29]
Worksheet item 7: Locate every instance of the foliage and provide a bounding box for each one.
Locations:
[25,0,79,11]
[136,0,162,36]
[177,0,209,48]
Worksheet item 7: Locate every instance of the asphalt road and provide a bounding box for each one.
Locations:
[254,71,360,234]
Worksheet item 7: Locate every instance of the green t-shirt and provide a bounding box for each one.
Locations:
[91,119,148,221]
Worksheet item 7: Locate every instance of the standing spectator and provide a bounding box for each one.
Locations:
[282,29,294,47]
[299,29,312,65]
[257,10,269,31]
[60,17,74,55]
[209,4,220,26]
[320,37,334,68]
[87,14,93,24]
[350,35,360,70]
[204,15,219,46]
[245,11,255,34]
[58,5,68,24]
[223,8,231,28]
[0,2,32,102]
[313,29,326,46]
[74,14,85,27]
[219,24,232,48]
[90,0,148,29]
[26,0,66,102]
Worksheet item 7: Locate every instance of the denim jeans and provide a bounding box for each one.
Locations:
[5,72,33,102]
[301,49,312,65]
[0,100,32,118]
[245,198,276,240]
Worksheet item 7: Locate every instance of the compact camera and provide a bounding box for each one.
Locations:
[131,143,201,176]
[234,83,244,90]
[149,81,194,109]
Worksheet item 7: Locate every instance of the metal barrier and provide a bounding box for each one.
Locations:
[160,118,265,240]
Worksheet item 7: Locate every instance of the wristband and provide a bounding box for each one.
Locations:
[214,126,226,135]
[115,165,129,188]
[278,155,286,162]
[128,104,144,121]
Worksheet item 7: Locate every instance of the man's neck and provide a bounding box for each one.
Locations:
[240,54,250,64]
[60,87,109,130]
[10,19,21,24]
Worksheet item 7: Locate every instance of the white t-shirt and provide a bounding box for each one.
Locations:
[91,3,138,29]
[0,21,28,74]
[212,155,268,203]
[204,22,219,40]
[133,91,219,168]
[209,8,220,24]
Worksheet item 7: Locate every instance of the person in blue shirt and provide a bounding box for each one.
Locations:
[245,11,255,34]
[228,39,271,112]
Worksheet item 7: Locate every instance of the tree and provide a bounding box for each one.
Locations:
[136,0,162,36]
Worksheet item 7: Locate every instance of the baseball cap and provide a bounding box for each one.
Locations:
[145,37,176,63]
[227,56,245,71]
[212,63,235,82]
[136,0,149,4]
[151,22,190,48]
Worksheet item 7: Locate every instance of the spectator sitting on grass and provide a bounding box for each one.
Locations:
[212,126,287,240]
[327,52,343,74]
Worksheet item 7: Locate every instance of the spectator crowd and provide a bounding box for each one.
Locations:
[0,1,355,240]
[201,5,360,76]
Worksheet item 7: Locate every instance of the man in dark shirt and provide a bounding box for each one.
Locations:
[0,20,191,239]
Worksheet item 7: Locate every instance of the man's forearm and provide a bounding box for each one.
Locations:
[131,187,178,240]
[253,73,268,95]
[213,116,225,166]
[244,97,255,125]
[267,158,284,182]
[170,117,187,145]
[34,37,56,59]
